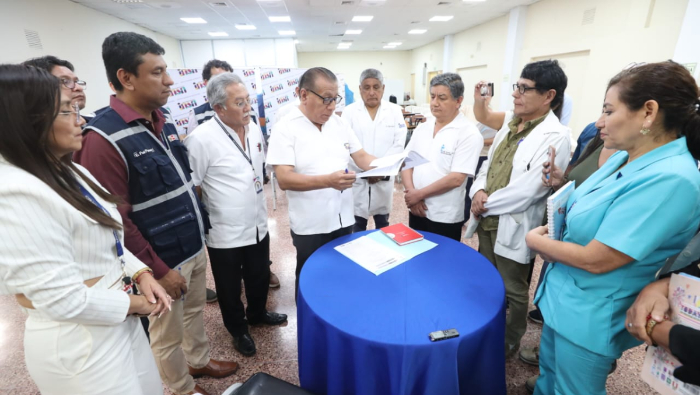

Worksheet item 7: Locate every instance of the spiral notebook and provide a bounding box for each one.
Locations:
[547,181,575,240]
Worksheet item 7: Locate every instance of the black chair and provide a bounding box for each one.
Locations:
[231,373,317,395]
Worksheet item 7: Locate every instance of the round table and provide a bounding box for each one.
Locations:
[297,231,506,395]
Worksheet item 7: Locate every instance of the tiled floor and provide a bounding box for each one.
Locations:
[0,182,655,395]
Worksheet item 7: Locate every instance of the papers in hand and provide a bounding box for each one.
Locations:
[359,150,428,178]
[547,181,575,240]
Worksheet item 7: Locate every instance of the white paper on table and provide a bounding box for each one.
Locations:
[358,150,429,178]
[334,235,407,275]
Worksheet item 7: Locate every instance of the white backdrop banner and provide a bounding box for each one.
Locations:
[165,68,259,135]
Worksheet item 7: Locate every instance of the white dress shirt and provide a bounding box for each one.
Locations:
[0,157,149,325]
[406,113,484,223]
[184,115,268,249]
[266,107,362,235]
[342,100,407,218]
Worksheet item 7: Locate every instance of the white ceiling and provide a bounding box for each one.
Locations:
[68,0,539,52]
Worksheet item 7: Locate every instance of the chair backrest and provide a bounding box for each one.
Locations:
[231,373,317,395]
[658,230,700,278]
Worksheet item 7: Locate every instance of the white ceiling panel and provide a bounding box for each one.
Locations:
[68,0,539,52]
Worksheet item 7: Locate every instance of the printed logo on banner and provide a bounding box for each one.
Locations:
[175,117,189,127]
[204,96,209,103]
[287,78,299,87]
[243,69,255,77]
[193,81,206,90]
[178,100,197,110]
[250,82,257,90]
[270,83,284,93]
[178,69,198,76]
[265,117,271,124]
[278,68,291,74]
[277,96,290,105]
[260,71,274,80]
[264,101,273,109]
[292,90,298,98]
[170,86,187,96]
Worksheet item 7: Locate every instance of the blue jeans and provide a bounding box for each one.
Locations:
[535,325,617,395]
[353,214,390,232]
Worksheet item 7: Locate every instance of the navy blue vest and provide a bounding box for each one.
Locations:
[86,108,210,269]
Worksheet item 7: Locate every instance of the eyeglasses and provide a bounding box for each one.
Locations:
[512,83,539,95]
[233,97,253,108]
[58,103,81,125]
[60,78,87,90]
[307,89,342,105]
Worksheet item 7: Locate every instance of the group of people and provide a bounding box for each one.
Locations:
[1,27,700,395]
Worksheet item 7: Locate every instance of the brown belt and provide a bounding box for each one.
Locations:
[15,276,103,310]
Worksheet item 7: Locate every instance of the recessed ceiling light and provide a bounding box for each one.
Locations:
[338,44,352,49]
[181,17,207,24]
[208,31,229,36]
[294,39,300,44]
[235,24,256,30]
[278,30,296,35]
[408,29,427,34]
[383,45,396,49]
[387,42,402,46]
[345,29,362,34]
[352,16,373,22]
[429,16,453,21]
[269,16,291,22]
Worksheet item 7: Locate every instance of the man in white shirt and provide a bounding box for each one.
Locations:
[469,60,571,358]
[184,73,287,357]
[401,73,484,241]
[266,67,378,297]
[342,68,407,231]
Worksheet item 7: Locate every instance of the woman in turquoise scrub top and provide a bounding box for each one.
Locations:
[525,61,700,395]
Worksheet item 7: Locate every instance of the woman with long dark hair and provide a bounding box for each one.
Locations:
[0,64,171,394]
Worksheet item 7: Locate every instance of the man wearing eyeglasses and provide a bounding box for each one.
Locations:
[184,73,287,357]
[266,67,378,299]
[22,56,90,118]
[467,60,571,359]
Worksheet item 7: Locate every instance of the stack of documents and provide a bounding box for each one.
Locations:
[358,150,428,178]
[334,230,437,275]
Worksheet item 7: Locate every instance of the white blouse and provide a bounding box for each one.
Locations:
[0,156,148,325]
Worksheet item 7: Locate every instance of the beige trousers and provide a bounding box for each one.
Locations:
[149,250,211,395]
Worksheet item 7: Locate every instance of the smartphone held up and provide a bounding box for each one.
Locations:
[480,82,494,97]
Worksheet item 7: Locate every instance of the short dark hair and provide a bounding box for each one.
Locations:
[299,67,337,92]
[520,59,568,119]
[430,72,464,100]
[202,59,233,82]
[22,55,74,73]
[608,61,700,160]
[102,32,165,91]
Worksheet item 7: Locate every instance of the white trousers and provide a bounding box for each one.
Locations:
[24,313,162,395]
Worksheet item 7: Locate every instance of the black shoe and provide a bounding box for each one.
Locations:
[248,311,288,326]
[233,333,256,357]
[528,308,543,324]
[206,288,217,303]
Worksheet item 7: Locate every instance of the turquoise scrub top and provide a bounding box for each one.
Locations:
[535,137,700,358]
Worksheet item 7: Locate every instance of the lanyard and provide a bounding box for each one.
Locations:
[78,184,126,271]
[159,131,171,151]
[215,117,254,171]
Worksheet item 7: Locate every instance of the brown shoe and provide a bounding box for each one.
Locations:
[269,271,280,288]
[185,384,212,395]
[189,359,239,379]
[519,346,539,366]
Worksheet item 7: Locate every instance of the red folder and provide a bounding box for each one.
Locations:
[380,223,424,246]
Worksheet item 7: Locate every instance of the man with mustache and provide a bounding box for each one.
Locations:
[74,32,238,395]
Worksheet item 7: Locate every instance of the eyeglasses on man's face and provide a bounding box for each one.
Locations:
[512,83,539,95]
[60,78,87,90]
[57,103,81,125]
[307,89,343,105]
[232,97,253,109]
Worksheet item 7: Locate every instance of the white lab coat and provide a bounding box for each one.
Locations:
[467,110,571,264]
[342,100,407,218]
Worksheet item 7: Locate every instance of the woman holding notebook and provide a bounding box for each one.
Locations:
[524,61,700,395]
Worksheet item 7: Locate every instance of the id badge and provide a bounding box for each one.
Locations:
[254,176,263,194]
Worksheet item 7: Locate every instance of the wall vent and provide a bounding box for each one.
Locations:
[24,29,42,50]
[582,8,595,25]
[341,1,354,5]
[437,1,451,5]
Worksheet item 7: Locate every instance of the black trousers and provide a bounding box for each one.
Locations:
[291,226,352,300]
[464,156,488,222]
[353,214,390,232]
[408,214,463,242]
[207,233,270,337]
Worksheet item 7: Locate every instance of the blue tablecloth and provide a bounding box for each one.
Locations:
[297,231,506,395]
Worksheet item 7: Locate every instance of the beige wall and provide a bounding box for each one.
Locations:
[0,0,182,113]
[408,39,445,105]
[297,50,412,101]
[519,0,689,138]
